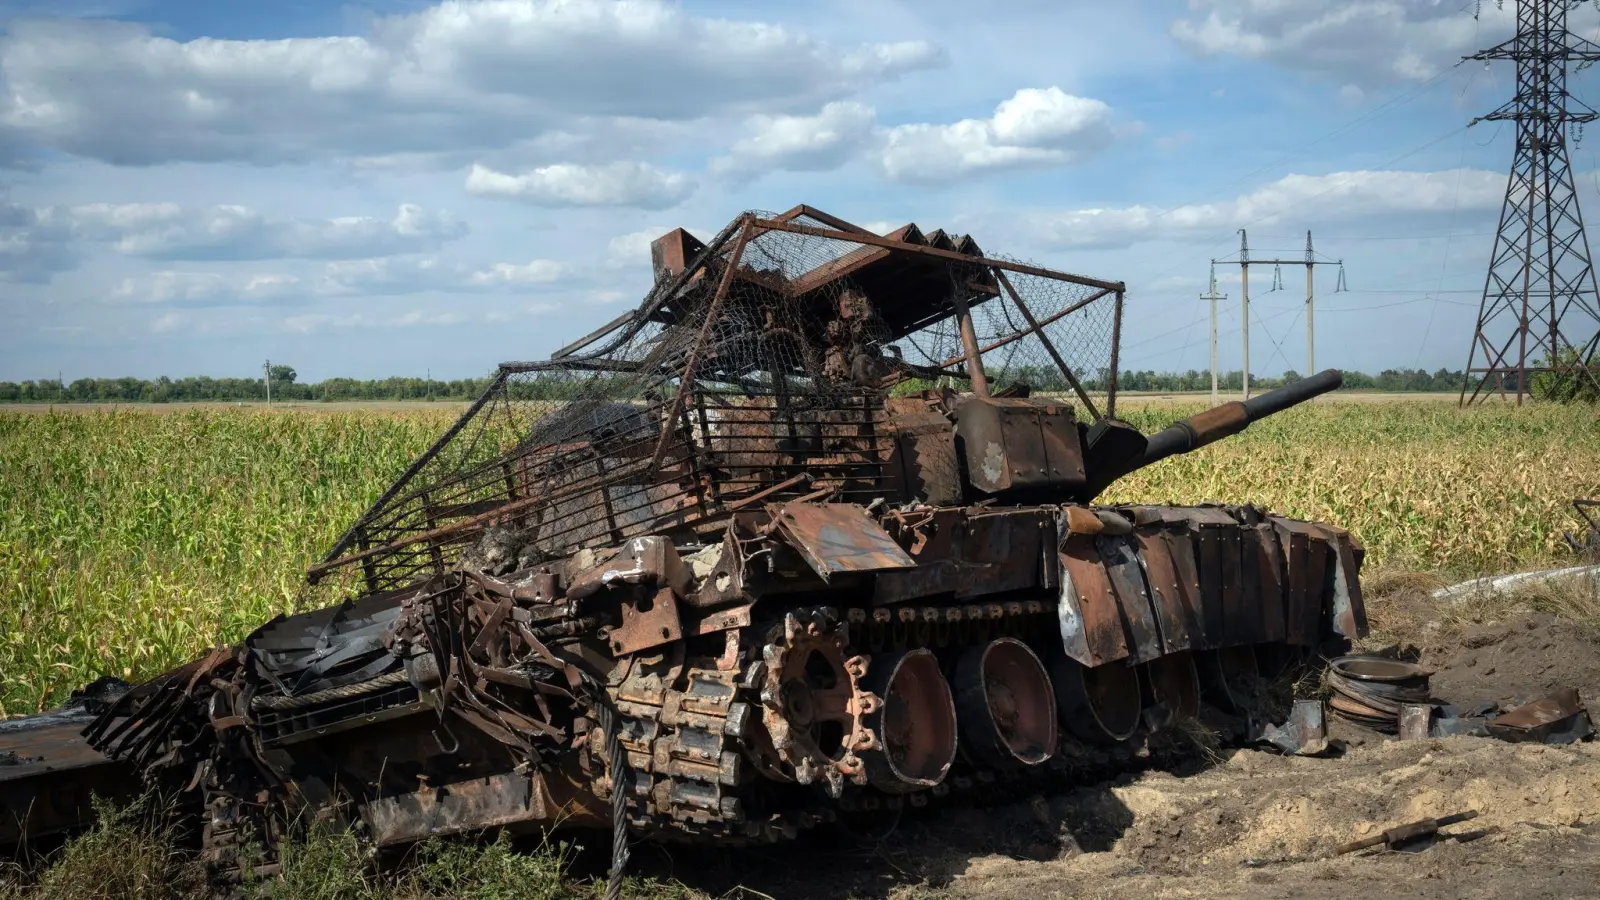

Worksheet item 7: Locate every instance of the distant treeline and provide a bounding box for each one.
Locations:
[1110,367,1469,393]
[0,366,1475,404]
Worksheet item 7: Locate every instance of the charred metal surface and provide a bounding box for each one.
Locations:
[2,205,1364,882]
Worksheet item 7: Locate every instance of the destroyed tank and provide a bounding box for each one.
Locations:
[1,206,1366,884]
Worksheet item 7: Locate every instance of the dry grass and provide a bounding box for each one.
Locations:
[1361,561,1600,652]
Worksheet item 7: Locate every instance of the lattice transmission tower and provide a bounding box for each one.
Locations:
[1461,0,1600,404]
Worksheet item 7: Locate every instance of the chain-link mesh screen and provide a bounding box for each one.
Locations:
[312,208,1121,595]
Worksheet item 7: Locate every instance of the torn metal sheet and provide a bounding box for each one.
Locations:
[1487,689,1593,744]
[1256,699,1328,756]
[770,502,916,581]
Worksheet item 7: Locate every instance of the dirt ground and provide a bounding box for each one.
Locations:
[641,589,1600,900]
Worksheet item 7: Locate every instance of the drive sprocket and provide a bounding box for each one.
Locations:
[757,607,879,797]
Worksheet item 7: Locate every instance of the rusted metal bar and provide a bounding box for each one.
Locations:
[723,474,811,511]
[775,204,872,234]
[993,268,1100,419]
[951,291,990,398]
[1108,290,1124,418]
[751,217,1125,293]
[648,215,756,474]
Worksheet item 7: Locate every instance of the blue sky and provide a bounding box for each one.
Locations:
[2,0,1598,382]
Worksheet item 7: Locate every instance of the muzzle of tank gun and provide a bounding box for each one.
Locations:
[1079,369,1344,500]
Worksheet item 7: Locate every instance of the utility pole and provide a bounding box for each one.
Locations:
[264,359,272,409]
[1202,263,1227,404]
[1216,229,1344,398]
[1461,0,1600,405]
[1239,230,1250,398]
[1305,231,1316,376]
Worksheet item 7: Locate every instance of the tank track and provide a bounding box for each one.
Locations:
[597,599,1293,845]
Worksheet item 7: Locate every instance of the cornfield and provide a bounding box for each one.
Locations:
[1,401,1596,716]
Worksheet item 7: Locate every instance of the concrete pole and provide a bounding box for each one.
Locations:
[1305,231,1315,377]
[1239,229,1251,400]
[264,359,272,408]
[1204,262,1222,405]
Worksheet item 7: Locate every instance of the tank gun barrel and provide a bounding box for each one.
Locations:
[1140,368,1343,466]
[1080,369,1342,500]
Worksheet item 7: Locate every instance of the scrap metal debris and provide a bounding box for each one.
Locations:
[1256,699,1330,755]
[1564,498,1600,562]
[1335,810,1482,856]
[1487,688,1593,745]
[1326,656,1431,733]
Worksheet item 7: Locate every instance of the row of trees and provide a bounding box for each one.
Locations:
[1,365,1582,404]
[1108,367,1470,394]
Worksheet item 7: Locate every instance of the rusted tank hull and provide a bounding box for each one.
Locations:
[4,206,1366,884]
[38,499,1362,875]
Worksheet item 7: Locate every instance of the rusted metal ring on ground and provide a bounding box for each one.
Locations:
[1326,655,1430,733]
[1141,651,1201,727]
[1051,655,1141,744]
[1196,646,1260,715]
[860,648,958,793]
[955,638,1058,768]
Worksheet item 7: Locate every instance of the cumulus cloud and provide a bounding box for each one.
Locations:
[1028,168,1505,249]
[110,270,303,305]
[70,203,467,260]
[465,161,694,208]
[709,101,877,179]
[711,87,1122,184]
[468,259,565,286]
[284,309,487,334]
[0,201,78,282]
[319,255,569,295]
[1,200,468,282]
[879,87,1119,182]
[1169,0,1530,88]
[0,1,944,166]
[605,227,670,270]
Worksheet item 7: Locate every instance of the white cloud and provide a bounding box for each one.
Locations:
[320,255,569,295]
[1170,0,1525,88]
[879,87,1118,182]
[468,259,565,286]
[0,201,77,282]
[393,310,465,327]
[465,161,694,208]
[69,202,467,260]
[0,2,944,166]
[110,270,302,305]
[284,309,479,334]
[150,312,185,333]
[710,87,1122,184]
[283,312,371,334]
[710,101,877,179]
[1028,168,1505,249]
